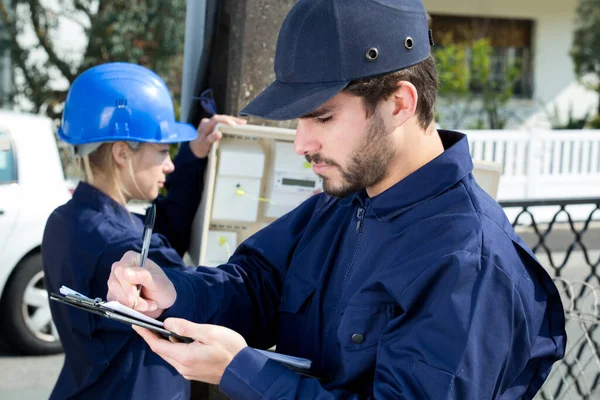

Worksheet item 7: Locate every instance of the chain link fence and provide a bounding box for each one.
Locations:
[500,198,600,399]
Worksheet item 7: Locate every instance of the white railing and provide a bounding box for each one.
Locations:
[464,130,600,201]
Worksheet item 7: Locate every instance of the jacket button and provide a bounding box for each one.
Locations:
[351,333,364,344]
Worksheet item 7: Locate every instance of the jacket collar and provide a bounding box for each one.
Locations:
[72,181,134,223]
[348,130,473,220]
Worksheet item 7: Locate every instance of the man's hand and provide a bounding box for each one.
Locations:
[189,114,247,158]
[107,250,176,319]
[133,318,248,385]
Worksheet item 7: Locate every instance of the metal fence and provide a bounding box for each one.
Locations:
[499,198,600,399]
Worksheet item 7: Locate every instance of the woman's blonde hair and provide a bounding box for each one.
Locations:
[81,142,144,206]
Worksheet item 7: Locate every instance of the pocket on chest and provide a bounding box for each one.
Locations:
[278,279,316,314]
[337,304,396,352]
[277,278,316,354]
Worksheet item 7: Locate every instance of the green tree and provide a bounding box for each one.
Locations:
[434,32,472,129]
[470,39,521,129]
[571,0,600,119]
[434,37,521,129]
[0,0,186,119]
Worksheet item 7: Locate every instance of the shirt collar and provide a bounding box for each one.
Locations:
[350,130,473,220]
[72,181,134,222]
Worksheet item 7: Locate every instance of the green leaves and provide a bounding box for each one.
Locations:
[434,33,469,97]
[571,0,600,77]
[434,36,522,129]
[1,0,186,117]
[571,0,600,114]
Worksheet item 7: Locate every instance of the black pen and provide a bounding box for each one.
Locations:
[132,203,156,310]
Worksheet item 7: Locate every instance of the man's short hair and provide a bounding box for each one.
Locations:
[344,56,437,130]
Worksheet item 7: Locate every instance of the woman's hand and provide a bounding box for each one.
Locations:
[189,114,247,158]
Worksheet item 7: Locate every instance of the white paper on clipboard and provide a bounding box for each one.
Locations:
[59,285,164,327]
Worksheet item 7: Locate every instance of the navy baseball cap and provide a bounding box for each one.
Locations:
[240,0,433,121]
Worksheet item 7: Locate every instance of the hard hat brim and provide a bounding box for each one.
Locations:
[58,121,197,145]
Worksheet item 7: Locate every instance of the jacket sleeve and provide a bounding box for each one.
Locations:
[153,142,208,257]
[218,251,537,399]
[86,233,189,335]
[161,194,322,349]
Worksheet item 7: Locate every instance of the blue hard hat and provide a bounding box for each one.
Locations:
[240,0,433,121]
[58,62,197,145]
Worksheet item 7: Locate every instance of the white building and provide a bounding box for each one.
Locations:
[1,0,598,130]
[425,0,598,129]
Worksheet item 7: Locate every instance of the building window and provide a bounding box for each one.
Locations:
[431,14,534,98]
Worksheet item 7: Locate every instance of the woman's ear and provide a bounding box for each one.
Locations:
[389,81,418,128]
[111,142,131,167]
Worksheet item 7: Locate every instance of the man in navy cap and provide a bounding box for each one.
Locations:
[107,0,566,398]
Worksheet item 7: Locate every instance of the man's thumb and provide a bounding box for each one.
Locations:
[165,318,206,343]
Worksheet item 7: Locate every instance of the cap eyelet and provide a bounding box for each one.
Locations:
[405,37,414,50]
[365,48,379,61]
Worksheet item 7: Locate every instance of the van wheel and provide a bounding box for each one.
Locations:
[0,253,63,355]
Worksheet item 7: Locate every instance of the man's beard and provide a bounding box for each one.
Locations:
[306,111,396,198]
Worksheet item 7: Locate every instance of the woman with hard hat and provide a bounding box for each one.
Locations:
[41,62,245,399]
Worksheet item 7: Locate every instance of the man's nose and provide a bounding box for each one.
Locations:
[294,120,321,156]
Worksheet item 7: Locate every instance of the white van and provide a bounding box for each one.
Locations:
[0,110,71,354]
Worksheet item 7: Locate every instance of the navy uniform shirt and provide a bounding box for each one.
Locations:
[164,131,566,399]
[42,143,206,400]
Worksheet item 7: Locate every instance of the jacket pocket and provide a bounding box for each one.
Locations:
[412,359,455,399]
[277,277,316,356]
[338,304,395,352]
[278,278,316,314]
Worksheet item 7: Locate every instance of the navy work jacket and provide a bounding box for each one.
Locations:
[164,131,566,399]
[42,143,206,400]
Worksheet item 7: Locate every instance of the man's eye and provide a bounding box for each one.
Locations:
[315,116,332,124]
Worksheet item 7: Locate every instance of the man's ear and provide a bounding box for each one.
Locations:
[111,142,131,167]
[389,81,418,128]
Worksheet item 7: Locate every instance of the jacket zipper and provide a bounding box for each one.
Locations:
[355,206,365,233]
[323,203,368,342]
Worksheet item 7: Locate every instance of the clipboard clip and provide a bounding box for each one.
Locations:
[60,286,103,306]
[62,293,103,309]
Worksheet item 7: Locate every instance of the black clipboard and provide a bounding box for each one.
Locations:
[50,292,331,381]
[49,292,194,343]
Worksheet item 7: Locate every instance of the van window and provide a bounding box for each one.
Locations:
[0,132,17,183]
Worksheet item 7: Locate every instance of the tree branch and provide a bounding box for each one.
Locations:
[54,10,89,34]
[79,0,107,72]
[27,0,75,82]
[0,2,21,54]
[0,2,39,101]
[73,0,93,20]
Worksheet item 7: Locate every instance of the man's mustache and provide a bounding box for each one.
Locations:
[305,153,339,167]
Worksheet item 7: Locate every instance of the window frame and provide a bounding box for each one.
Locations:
[430,14,535,99]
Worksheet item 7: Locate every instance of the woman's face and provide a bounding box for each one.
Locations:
[123,143,175,201]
